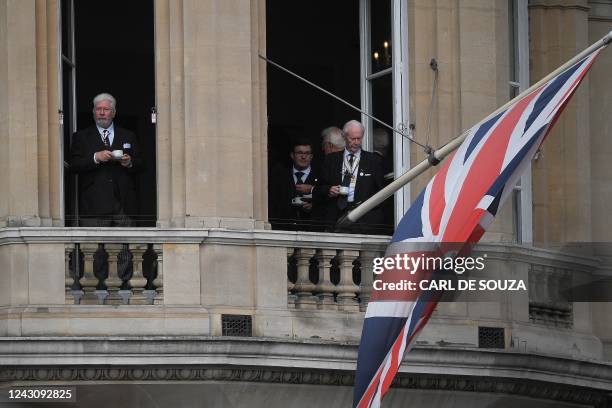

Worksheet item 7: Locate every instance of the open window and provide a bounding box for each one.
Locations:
[59,0,157,227]
[266,0,410,235]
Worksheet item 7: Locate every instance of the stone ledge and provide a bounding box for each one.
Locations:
[0,227,390,247]
[0,362,609,407]
[0,338,611,391]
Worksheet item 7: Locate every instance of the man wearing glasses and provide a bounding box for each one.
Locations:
[69,93,142,227]
[269,138,321,231]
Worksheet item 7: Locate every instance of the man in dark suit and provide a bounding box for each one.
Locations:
[316,120,385,234]
[70,93,142,227]
[269,139,321,231]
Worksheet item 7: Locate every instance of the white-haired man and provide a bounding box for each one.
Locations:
[69,93,142,226]
[321,126,344,155]
[316,120,384,233]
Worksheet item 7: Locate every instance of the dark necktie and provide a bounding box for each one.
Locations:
[102,129,110,148]
[337,154,355,210]
[295,171,304,185]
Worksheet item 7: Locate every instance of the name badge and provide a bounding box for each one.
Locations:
[123,143,131,149]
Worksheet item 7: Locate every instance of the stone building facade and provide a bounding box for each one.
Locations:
[1,1,611,407]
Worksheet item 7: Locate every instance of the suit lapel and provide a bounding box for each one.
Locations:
[304,171,317,185]
[354,151,369,201]
[288,169,296,193]
[90,126,107,151]
[334,153,343,185]
[110,127,121,150]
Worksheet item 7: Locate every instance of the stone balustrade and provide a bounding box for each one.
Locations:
[0,228,608,360]
[286,247,384,312]
[65,243,163,305]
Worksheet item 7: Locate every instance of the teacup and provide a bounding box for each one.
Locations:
[111,149,123,159]
[339,186,349,195]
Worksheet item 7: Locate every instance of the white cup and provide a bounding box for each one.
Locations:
[291,197,304,206]
[339,186,349,195]
[111,149,123,159]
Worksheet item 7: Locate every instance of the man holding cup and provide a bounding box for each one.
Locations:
[316,120,384,234]
[69,93,142,227]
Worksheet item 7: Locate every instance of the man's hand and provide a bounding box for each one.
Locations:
[329,185,340,197]
[120,154,132,168]
[295,184,313,194]
[95,150,113,162]
[302,202,312,211]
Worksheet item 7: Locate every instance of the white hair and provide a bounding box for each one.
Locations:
[342,120,365,135]
[92,93,117,112]
[321,126,344,148]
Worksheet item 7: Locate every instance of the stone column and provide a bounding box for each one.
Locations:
[0,0,60,227]
[588,2,612,242]
[0,0,38,226]
[155,0,267,229]
[530,0,592,243]
[35,0,62,227]
[411,0,515,242]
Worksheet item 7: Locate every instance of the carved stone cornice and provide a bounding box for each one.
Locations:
[0,366,608,406]
[529,0,591,13]
[1,338,611,394]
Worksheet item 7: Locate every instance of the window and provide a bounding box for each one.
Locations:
[509,0,532,243]
[266,0,410,234]
[60,0,157,227]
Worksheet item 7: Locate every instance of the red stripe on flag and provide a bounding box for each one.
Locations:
[429,152,454,236]
[441,89,541,243]
[380,325,405,394]
[357,369,383,408]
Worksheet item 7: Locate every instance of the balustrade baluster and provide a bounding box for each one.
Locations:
[116,244,134,304]
[336,250,360,311]
[152,244,164,304]
[142,244,159,304]
[79,243,99,304]
[359,248,381,311]
[287,248,297,308]
[92,244,110,304]
[293,248,317,309]
[128,244,148,304]
[105,244,123,304]
[65,244,84,304]
[314,249,337,310]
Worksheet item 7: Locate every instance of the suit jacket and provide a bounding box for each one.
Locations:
[269,165,322,231]
[69,125,142,220]
[315,150,385,233]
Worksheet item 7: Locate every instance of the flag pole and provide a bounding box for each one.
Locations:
[341,30,612,227]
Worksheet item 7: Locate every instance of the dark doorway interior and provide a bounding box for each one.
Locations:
[70,0,156,226]
[266,0,360,170]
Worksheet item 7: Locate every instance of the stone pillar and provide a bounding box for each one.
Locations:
[588,1,612,361]
[411,0,515,242]
[0,0,60,227]
[530,0,592,243]
[588,2,612,242]
[0,0,38,226]
[36,0,62,227]
[155,0,267,228]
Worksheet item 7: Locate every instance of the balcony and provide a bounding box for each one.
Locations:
[1,227,611,407]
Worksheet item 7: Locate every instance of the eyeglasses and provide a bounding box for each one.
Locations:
[94,107,113,113]
[293,151,312,156]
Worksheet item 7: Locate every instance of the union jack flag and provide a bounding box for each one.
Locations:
[353,47,605,408]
